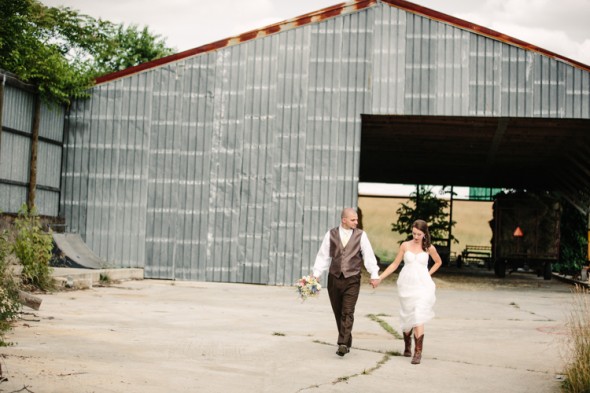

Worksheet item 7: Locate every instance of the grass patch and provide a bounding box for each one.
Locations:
[367,313,402,340]
[272,332,285,336]
[562,285,590,392]
[331,353,393,384]
[99,273,112,285]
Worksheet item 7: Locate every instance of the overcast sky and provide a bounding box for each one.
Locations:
[42,0,590,66]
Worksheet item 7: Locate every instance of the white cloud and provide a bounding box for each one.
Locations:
[578,39,590,65]
[41,0,590,65]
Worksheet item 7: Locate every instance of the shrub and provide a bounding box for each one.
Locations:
[556,201,588,275]
[12,205,54,292]
[0,228,21,346]
[562,285,590,392]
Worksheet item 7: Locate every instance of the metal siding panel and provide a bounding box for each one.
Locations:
[434,24,470,115]
[342,9,372,206]
[65,78,150,269]
[37,142,61,188]
[170,61,191,280]
[145,66,182,279]
[196,54,216,281]
[239,41,258,283]
[539,56,552,117]
[62,97,90,238]
[270,26,311,285]
[39,102,65,142]
[206,49,240,283]
[304,17,344,270]
[1,133,30,183]
[35,189,59,216]
[572,69,590,118]
[112,73,151,268]
[0,184,26,212]
[372,5,406,114]
[533,55,567,117]
[173,58,210,280]
[501,46,530,116]
[0,89,63,215]
[405,14,439,115]
[86,84,112,263]
[3,86,33,133]
[469,34,502,116]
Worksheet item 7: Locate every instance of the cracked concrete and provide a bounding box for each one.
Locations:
[0,270,572,392]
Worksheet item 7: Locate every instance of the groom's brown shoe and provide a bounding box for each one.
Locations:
[336,345,350,356]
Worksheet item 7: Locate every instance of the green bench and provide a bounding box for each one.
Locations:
[461,245,492,266]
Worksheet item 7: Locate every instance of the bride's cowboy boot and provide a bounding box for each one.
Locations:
[403,329,413,357]
[411,335,424,364]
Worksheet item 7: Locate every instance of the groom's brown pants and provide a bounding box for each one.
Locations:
[327,273,361,348]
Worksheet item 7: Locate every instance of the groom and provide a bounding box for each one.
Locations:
[312,208,380,356]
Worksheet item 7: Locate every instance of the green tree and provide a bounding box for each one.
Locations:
[93,24,173,74]
[557,200,588,274]
[0,0,174,104]
[391,185,457,245]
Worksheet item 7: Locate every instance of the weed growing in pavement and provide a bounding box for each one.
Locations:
[562,285,590,393]
[367,313,403,339]
[99,273,112,285]
[12,205,54,292]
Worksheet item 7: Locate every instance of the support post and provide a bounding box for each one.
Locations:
[27,95,41,211]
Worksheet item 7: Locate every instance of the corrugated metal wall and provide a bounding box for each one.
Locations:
[61,3,590,284]
[0,79,64,216]
[371,8,590,118]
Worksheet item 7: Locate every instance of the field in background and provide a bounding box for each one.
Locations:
[358,196,493,263]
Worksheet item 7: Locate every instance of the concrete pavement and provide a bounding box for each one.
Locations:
[0,269,573,392]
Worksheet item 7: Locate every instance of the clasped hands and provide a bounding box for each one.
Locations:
[370,278,381,289]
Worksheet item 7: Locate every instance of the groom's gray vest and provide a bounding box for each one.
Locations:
[328,228,364,278]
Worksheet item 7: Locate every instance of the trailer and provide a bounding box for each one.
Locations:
[491,193,561,280]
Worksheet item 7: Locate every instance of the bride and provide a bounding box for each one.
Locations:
[372,219,442,364]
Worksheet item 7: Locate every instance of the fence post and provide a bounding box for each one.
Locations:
[27,95,41,210]
[0,74,4,165]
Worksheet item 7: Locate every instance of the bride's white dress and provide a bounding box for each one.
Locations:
[397,250,436,331]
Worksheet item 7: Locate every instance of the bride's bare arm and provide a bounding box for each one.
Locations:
[428,245,443,275]
[378,242,406,281]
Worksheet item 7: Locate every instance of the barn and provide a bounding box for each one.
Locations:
[58,0,590,284]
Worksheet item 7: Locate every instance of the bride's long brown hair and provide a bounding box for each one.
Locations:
[413,220,431,251]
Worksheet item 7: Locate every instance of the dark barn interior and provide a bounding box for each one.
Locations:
[360,115,590,212]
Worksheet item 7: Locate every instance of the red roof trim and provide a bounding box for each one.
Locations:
[95,0,589,84]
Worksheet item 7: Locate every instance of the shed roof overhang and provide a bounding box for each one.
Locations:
[360,115,590,211]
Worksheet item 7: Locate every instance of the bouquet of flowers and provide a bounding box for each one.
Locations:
[296,275,321,301]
